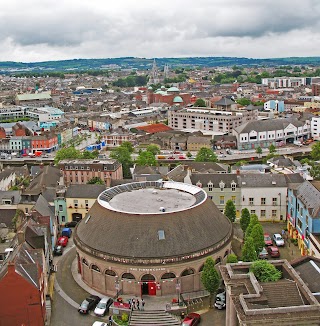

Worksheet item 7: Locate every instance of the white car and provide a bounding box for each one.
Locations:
[273,233,284,246]
[94,296,113,317]
[92,322,107,326]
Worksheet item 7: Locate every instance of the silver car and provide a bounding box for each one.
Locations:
[273,233,284,246]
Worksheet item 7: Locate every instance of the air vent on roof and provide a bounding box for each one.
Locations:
[242,181,246,185]
[159,207,166,212]
[272,181,276,185]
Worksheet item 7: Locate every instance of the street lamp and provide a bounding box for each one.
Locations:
[278,193,282,221]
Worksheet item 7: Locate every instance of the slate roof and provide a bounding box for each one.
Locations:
[268,155,297,168]
[190,174,240,188]
[65,184,106,198]
[33,195,55,218]
[187,136,211,144]
[0,191,21,205]
[0,209,16,228]
[239,174,287,187]
[234,118,304,134]
[296,181,320,218]
[214,98,235,106]
[76,197,232,259]
[16,92,51,101]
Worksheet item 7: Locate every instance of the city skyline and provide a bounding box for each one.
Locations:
[1,0,320,63]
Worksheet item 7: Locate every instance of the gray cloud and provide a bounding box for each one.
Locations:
[0,0,319,61]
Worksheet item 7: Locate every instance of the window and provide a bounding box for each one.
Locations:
[105,269,116,276]
[261,210,266,217]
[272,198,277,206]
[61,216,65,222]
[232,196,236,204]
[220,196,225,205]
[91,265,101,272]
[261,198,266,205]
[272,210,277,217]
[208,182,213,192]
[297,218,302,229]
[122,273,135,280]
[74,200,78,208]
[231,182,236,192]
[250,210,256,215]
[59,205,63,211]
[249,198,254,205]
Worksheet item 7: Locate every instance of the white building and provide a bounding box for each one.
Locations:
[261,77,307,88]
[311,116,320,140]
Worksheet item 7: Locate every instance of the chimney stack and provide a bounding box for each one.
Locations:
[17,230,25,245]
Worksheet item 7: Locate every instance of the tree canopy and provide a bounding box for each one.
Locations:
[245,214,259,240]
[311,141,320,161]
[250,260,282,282]
[224,200,236,222]
[242,236,258,262]
[226,254,238,264]
[201,257,220,307]
[240,208,251,237]
[136,151,157,166]
[54,146,81,164]
[194,98,206,107]
[250,223,265,254]
[194,147,217,162]
[110,145,133,178]
[268,144,276,154]
[146,144,161,156]
[87,177,104,185]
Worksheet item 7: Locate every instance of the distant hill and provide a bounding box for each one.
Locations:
[1,56,320,73]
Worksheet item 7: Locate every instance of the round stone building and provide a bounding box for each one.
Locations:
[74,181,233,297]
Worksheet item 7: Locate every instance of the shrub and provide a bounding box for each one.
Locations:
[226,254,238,263]
[250,260,282,282]
[122,313,129,322]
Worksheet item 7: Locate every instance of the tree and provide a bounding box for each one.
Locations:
[224,200,236,222]
[146,144,161,156]
[226,254,238,263]
[242,237,258,262]
[195,147,217,162]
[250,224,265,254]
[87,177,104,185]
[236,98,251,106]
[311,142,320,161]
[256,146,262,157]
[245,214,259,240]
[194,98,206,107]
[121,141,134,153]
[186,151,192,158]
[240,208,251,237]
[268,144,276,154]
[250,260,282,282]
[136,151,157,166]
[110,146,133,178]
[54,146,81,164]
[201,257,220,307]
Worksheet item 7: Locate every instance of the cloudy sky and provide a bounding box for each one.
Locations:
[1,0,320,62]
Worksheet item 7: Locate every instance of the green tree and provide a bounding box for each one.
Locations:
[195,147,217,162]
[250,224,265,254]
[201,257,220,307]
[268,144,276,154]
[87,177,104,185]
[110,146,133,178]
[256,146,262,157]
[136,151,157,166]
[146,144,161,156]
[245,214,259,240]
[224,200,236,222]
[240,208,251,237]
[236,98,251,106]
[194,98,206,107]
[311,142,320,161]
[226,254,238,263]
[121,141,134,153]
[250,260,282,282]
[54,146,81,164]
[186,151,192,158]
[242,237,258,262]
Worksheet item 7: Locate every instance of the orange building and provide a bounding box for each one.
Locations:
[147,86,191,106]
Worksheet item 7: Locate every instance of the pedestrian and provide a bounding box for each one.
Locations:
[132,298,136,309]
[108,315,112,326]
[141,298,145,311]
[136,299,140,310]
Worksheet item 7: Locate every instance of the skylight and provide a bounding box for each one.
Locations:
[158,230,165,240]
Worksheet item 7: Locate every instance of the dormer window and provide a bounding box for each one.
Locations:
[231,181,236,192]
[219,181,225,192]
[208,181,213,192]
[196,181,202,188]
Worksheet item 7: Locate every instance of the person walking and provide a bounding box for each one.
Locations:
[141,298,145,311]
[132,298,136,309]
[136,299,140,310]
[108,315,112,326]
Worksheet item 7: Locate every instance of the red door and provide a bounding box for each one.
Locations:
[148,282,156,295]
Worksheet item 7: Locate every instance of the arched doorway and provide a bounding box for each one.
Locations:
[141,274,156,296]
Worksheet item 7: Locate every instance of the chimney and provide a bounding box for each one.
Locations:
[236,169,240,175]
[17,230,25,245]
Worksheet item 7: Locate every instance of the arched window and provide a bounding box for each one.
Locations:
[122,273,135,280]
[224,250,229,258]
[82,258,88,266]
[141,274,155,281]
[181,268,195,277]
[215,257,222,265]
[91,264,100,272]
[105,269,116,277]
[198,264,204,273]
[161,272,176,280]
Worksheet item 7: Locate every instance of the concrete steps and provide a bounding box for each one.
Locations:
[129,310,181,326]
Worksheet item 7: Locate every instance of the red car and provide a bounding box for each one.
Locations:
[179,156,186,159]
[182,313,201,326]
[264,233,273,246]
[57,236,68,247]
[267,246,280,258]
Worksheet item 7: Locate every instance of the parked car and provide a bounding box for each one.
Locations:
[168,156,175,160]
[267,246,280,258]
[273,233,285,246]
[264,233,273,246]
[78,295,100,314]
[94,297,113,316]
[181,312,201,326]
[214,291,226,310]
[92,322,107,326]
[179,156,186,159]
[259,247,268,259]
[61,227,72,238]
[57,236,68,247]
[53,245,63,256]
[65,221,78,228]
